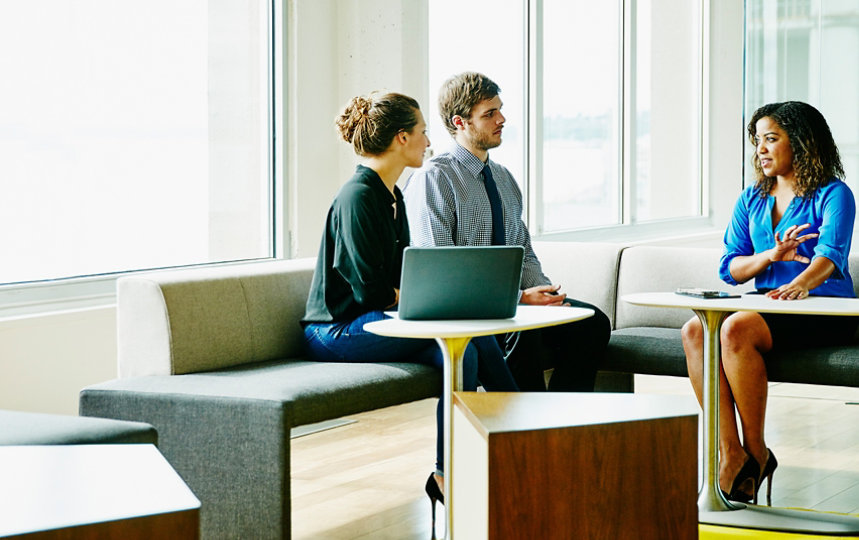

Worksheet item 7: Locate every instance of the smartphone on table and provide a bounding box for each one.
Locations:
[675,287,740,299]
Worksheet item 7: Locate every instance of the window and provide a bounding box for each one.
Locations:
[427,0,525,183]
[744,0,859,196]
[0,1,277,285]
[427,0,704,236]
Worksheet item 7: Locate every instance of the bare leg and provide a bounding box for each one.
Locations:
[682,315,749,494]
[720,311,772,471]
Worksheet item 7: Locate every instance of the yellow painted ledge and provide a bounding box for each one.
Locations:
[701,508,859,539]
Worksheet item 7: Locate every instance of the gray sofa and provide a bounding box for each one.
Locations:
[79,258,440,540]
[0,409,156,445]
[79,242,859,539]
[533,242,859,389]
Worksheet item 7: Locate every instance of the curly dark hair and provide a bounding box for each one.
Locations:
[747,101,844,197]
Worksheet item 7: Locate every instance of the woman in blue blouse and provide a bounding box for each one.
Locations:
[302,92,518,527]
[681,101,856,505]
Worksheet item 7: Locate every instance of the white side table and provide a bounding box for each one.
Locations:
[623,292,859,535]
[365,305,593,539]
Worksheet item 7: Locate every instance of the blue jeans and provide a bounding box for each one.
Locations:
[304,310,517,473]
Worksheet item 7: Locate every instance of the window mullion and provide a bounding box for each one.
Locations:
[527,0,544,235]
[622,0,636,225]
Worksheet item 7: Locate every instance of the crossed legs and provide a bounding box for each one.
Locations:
[682,311,772,497]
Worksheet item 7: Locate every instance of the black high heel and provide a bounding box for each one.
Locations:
[754,449,778,506]
[724,454,760,503]
[425,473,444,533]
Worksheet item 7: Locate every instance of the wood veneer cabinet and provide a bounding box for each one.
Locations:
[451,392,698,539]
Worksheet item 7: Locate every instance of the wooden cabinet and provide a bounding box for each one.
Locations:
[452,392,698,539]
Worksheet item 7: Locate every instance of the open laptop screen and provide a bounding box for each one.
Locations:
[397,246,524,320]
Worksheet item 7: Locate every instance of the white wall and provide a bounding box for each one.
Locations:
[0,307,116,414]
[0,0,745,415]
[288,0,428,259]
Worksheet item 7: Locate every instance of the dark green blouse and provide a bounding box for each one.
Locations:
[303,165,410,323]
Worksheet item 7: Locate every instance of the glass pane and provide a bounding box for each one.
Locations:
[540,0,621,232]
[427,0,525,186]
[821,1,859,206]
[633,0,701,222]
[745,0,859,239]
[743,0,818,185]
[0,1,273,284]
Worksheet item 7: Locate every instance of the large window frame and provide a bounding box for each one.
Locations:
[525,0,711,242]
[0,1,285,318]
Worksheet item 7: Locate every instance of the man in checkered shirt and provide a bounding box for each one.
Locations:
[402,71,611,392]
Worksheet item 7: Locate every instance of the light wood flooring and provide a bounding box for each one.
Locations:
[290,375,859,539]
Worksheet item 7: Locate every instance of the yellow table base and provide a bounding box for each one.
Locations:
[700,507,859,538]
[701,524,850,539]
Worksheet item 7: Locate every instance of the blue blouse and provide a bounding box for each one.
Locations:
[720,179,856,297]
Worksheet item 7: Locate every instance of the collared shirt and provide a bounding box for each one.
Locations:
[720,179,855,297]
[402,142,551,289]
[303,165,408,323]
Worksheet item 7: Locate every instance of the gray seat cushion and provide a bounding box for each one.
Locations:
[82,357,441,428]
[0,410,157,445]
[605,327,859,388]
[606,327,688,377]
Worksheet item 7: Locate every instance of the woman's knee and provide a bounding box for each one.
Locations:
[721,313,771,354]
[681,317,703,348]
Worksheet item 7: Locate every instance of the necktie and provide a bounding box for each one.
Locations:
[483,164,506,246]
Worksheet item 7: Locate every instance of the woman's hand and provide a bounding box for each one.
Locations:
[765,256,835,301]
[765,283,809,301]
[769,223,818,264]
[520,284,567,306]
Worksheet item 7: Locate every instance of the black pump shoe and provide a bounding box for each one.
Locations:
[754,449,778,506]
[725,454,760,503]
[425,473,444,535]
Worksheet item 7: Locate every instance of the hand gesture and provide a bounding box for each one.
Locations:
[520,284,567,306]
[769,223,818,264]
[765,283,809,301]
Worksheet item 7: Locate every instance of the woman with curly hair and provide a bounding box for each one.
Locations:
[681,101,857,505]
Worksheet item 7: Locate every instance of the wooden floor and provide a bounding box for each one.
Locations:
[290,376,859,539]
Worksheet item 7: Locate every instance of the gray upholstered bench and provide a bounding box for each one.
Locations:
[0,409,156,445]
[79,258,440,540]
[596,245,859,389]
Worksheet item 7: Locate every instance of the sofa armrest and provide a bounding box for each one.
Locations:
[532,241,625,328]
[117,258,316,377]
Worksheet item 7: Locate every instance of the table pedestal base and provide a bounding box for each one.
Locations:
[701,505,859,535]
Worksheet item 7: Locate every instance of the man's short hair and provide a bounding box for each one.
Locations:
[438,72,500,136]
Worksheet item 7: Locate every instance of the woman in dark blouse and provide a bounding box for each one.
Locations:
[302,92,517,523]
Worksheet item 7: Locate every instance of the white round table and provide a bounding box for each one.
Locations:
[365,305,594,539]
[623,292,859,535]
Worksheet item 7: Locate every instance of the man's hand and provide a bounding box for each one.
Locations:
[769,223,818,264]
[520,284,567,306]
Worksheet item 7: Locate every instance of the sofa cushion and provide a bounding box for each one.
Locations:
[606,327,688,377]
[86,358,441,428]
[614,246,748,329]
[117,258,316,377]
[605,327,859,388]
[0,410,157,445]
[532,241,625,327]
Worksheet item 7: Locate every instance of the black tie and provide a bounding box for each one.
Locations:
[483,164,506,246]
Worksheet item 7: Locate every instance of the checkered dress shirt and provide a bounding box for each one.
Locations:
[402,142,551,289]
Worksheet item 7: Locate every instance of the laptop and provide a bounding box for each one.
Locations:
[397,246,524,320]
